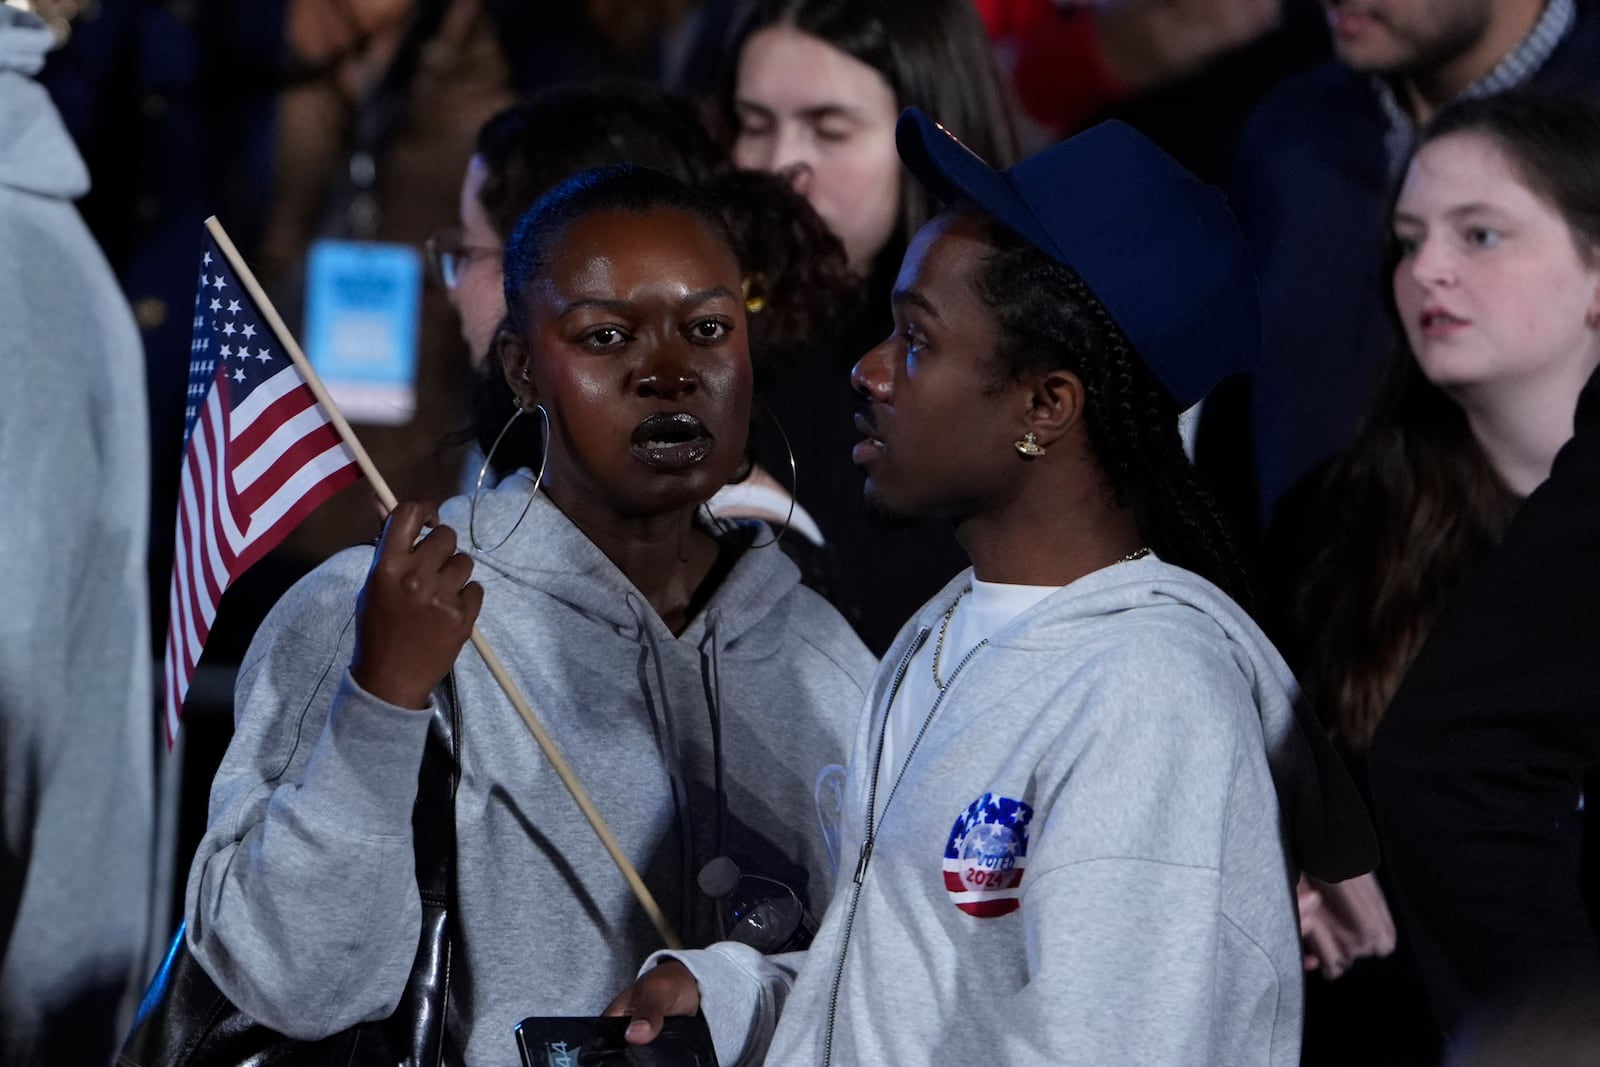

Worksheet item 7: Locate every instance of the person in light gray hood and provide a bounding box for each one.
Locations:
[184,165,873,1062]
[608,110,1379,1065]
[0,7,155,1064]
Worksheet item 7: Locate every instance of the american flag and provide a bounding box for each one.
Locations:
[162,231,361,743]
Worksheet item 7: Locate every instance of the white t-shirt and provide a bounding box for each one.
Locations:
[875,578,1062,819]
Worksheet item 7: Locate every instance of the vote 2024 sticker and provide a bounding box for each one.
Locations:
[942,793,1034,917]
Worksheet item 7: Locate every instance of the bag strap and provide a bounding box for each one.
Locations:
[414,670,461,900]
[387,669,461,1066]
[118,669,465,1067]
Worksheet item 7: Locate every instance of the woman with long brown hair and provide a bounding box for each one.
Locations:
[1275,90,1600,1061]
[1293,89,1600,775]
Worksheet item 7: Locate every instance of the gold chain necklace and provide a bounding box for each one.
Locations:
[931,590,978,692]
[934,552,1148,689]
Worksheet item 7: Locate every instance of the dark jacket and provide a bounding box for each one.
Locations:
[1369,363,1600,1035]
[1225,1,1600,527]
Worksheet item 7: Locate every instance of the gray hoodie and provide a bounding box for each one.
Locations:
[653,557,1377,1066]
[0,8,155,1064]
[185,473,875,1062]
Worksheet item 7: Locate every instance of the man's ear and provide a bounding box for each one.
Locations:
[1024,369,1086,449]
[495,328,535,406]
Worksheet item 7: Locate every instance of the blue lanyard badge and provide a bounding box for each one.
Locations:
[304,239,423,426]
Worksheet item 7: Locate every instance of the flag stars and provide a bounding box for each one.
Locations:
[254,347,272,363]
[240,323,256,339]
[221,321,236,336]
[232,367,247,384]
[219,344,233,358]
[203,251,213,266]
[227,299,241,315]
[211,274,226,291]
[209,298,221,312]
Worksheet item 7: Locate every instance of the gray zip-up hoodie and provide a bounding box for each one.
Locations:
[185,473,874,1062]
[653,557,1377,1066]
[1,9,155,1064]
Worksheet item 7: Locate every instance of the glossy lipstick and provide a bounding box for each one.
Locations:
[631,412,713,469]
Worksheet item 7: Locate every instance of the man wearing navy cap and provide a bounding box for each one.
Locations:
[610,109,1374,1066]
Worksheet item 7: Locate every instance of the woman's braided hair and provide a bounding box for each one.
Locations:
[967,208,1253,610]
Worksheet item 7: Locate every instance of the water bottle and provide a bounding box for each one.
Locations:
[698,856,816,953]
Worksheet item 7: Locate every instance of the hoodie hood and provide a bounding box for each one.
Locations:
[0,8,89,200]
[440,470,803,657]
[891,557,1379,884]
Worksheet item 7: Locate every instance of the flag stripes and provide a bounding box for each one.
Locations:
[162,234,361,744]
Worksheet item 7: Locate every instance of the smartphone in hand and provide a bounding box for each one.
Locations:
[515,1015,717,1066]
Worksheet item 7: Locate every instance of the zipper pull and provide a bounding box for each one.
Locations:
[852,838,874,885]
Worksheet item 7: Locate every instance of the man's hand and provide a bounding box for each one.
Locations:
[604,960,702,1045]
[350,501,482,710]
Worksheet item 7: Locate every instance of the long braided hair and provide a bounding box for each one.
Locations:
[967,208,1254,611]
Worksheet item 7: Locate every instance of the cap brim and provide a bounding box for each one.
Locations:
[895,107,1060,261]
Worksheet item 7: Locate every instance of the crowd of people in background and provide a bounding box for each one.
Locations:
[4,0,1600,1064]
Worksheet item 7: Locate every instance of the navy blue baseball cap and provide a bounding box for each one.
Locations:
[895,107,1261,411]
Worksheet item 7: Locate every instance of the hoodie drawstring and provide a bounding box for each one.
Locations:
[627,593,695,938]
[625,594,732,942]
[698,608,729,861]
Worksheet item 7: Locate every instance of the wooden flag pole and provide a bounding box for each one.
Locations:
[203,217,684,951]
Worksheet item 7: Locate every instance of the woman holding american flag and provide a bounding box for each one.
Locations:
[181,163,873,1062]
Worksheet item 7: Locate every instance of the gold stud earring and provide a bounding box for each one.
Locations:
[742,275,767,315]
[1014,431,1046,457]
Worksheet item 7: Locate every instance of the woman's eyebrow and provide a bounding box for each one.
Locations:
[556,287,739,316]
[557,297,632,316]
[1443,202,1506,222]
[735,99,861,124]
[799,103,863,124]
[682,285,739,305]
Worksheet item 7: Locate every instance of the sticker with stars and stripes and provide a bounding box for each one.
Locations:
[943,793,1034,918]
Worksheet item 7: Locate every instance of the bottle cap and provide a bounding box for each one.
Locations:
[697,855,741,898]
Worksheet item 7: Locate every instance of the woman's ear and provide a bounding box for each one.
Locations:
[495,328,535,407]
[1024,369,1086,449]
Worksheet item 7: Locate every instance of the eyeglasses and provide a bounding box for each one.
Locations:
[423,226,502,291]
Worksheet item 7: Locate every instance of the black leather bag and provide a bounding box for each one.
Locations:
[118,675,461,1067]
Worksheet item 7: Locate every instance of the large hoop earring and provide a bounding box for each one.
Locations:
[470,402,550,552]
[700,402,798,550]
